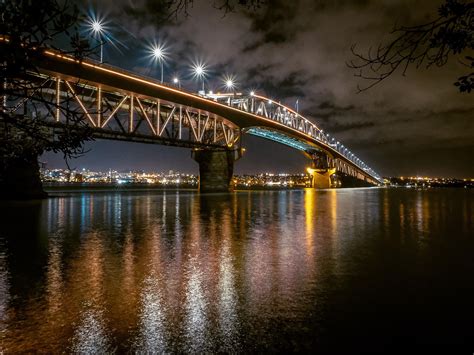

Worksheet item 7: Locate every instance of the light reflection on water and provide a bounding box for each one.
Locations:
[135,275,168,352]
[72,307,110,354]
[0,238,9,353]
[0,188,473,352]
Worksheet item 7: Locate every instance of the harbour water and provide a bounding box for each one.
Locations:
[0,187,472,352]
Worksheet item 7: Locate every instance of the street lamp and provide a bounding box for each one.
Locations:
[196,65,204,92]
[192,62,207,93]
[89,18,105,63]
[151,44,166,83]
[223,74,236,91]
[223,75,236,99]
[173,76,181,89]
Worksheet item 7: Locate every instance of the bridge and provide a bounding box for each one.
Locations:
[4,47,382,191]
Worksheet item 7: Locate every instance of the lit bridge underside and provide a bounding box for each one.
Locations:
[6,47,382,188]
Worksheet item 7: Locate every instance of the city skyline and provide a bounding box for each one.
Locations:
[40,157,474,180]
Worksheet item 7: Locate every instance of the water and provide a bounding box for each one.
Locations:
[0,188,472,352]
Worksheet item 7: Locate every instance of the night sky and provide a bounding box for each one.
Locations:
[42,0,474,178]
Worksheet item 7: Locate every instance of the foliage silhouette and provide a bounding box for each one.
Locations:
[349,0,473,93]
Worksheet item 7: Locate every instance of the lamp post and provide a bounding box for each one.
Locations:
[90,19,105,63]
[193,63,206,93]
[151,45,165,83]
[224,75,236,102]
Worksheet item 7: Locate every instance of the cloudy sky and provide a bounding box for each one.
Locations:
[43,0,474,177]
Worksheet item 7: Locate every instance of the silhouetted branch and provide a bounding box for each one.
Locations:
[124,0,267,24]
[348,0,474,93]
[213,0,267,14]
[1,0,94,165]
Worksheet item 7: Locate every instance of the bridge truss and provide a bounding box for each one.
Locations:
[207,92,382,183]
[5,73,241,150]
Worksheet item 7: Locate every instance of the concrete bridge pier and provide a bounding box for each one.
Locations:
[192,149,241,192]
[310,168,337,189]
[307,151,337,189]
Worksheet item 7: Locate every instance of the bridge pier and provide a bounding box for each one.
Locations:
[307,151,336,189]
[309,168,337,189]
[192,149,239,192]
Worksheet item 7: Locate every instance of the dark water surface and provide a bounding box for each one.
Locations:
[0,188,473,353]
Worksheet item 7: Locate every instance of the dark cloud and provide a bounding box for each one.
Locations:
[254,70,310,98]
[248,0,302,44]
[306,101,357,121]
[43,0,474,178]
[329,121,375,133]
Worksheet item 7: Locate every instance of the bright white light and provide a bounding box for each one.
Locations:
[221,74,236,91]
[190,61,208,91]
[250,91,255,96]
[151,45,165,60]
[147,42,168,65]
[153,48,162,59]
[92,20,103,33]
[86,15,107,36]
[173,77,179,83]
[209,90,213,95]
[195,65,204,76]
[268,100,272,104]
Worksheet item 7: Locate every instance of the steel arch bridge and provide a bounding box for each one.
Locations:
[3,47,382,190]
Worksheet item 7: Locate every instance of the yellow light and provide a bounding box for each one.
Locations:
[307,167,316,174]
